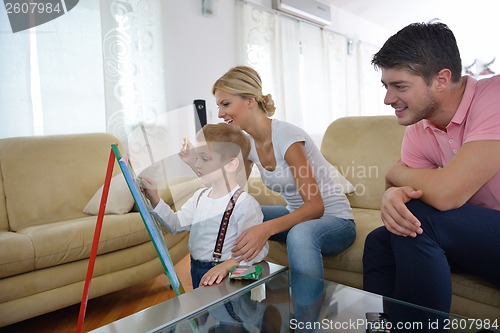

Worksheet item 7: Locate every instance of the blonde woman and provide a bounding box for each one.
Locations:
[212,66,356,328]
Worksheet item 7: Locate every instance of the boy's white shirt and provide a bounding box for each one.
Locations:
[153,186,268,265]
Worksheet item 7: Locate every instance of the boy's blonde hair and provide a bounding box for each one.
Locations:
[195,123,250,163]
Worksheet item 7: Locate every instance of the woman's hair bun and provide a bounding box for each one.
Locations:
[262,94,276,116]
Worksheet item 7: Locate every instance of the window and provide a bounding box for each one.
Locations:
[0,0,105,139]
[238,1,392,144]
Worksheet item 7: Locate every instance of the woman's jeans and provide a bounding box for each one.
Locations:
[363,200,500,332]
[262,205,356,329]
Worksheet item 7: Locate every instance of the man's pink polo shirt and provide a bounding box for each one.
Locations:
[401,75,500,210]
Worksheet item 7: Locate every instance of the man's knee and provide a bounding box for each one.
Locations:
[363,226,390,268]
[405,199,439,219]
[365,226,389,250]
[405,199,445,235]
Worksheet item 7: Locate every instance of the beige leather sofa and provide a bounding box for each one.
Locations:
[0,133,192,327]
[249,115,500,320]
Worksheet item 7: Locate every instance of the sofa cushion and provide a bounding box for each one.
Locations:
[0,167,7,232]
[16,213,151,272]
[325,208,383,273]
[0,240,162,304]
[321,116,406,209]
[83,174,134,215]
[265,207,383,276]
[0,133,124,231]
[451,274,500,310]
[0,231,34,278]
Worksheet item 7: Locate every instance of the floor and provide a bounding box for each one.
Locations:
[2,255,194,333]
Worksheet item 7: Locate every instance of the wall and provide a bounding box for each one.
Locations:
[161,0,392,124]
[162,0,238,124]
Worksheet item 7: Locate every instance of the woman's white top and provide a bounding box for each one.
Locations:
[247,119,354,220]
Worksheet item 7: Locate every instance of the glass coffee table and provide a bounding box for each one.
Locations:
[89,262,288,333]
[90,262,499,333]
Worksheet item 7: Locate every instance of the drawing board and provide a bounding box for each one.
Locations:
[111,144,184,296]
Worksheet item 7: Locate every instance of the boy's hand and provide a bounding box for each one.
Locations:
[199,259,238,286]
[178,137,196,168]
[139,177,160,208]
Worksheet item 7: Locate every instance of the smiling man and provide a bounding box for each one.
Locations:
[362,21,500,327]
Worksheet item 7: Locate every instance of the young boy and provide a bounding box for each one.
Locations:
[141,123,268,288]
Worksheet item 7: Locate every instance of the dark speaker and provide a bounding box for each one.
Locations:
[193,99,207,133]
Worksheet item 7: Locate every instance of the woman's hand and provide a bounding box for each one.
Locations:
[380,186,423,237]
[199,259,238,286]
[232,224,270,262]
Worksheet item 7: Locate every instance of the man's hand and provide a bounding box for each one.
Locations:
[232,224,270,262]
[381,186,424,237]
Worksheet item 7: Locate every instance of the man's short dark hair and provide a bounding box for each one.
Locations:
[372,22,462,85]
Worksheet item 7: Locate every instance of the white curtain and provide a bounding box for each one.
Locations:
[240,3,283,119]
[0,1,105,138]
[358,42,393,116]
[0,14,32,138]
[238,1,389,140]
[99,0,172,172]
[38,2,106,135]
[298,23,332,138]
[277,16,301,126]
[0,0,171,167]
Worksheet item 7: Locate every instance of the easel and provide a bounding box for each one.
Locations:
[75,145,188,333]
